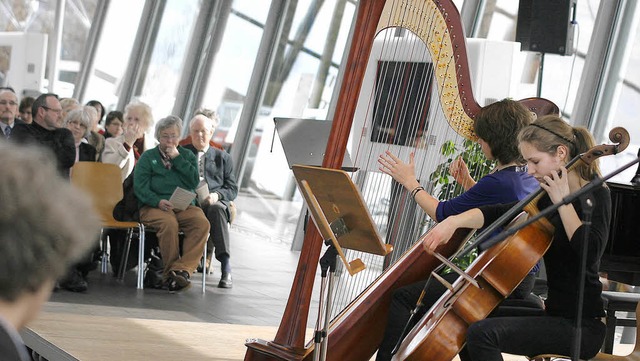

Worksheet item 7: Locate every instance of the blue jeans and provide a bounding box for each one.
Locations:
[462,316,606,361]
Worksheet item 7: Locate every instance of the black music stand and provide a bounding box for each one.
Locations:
[274,117,355,171]
[292,165,392,361]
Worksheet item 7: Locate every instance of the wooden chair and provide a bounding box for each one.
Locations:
[71,162,146,289]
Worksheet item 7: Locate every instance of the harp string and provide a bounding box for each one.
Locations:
[327,0,478,320]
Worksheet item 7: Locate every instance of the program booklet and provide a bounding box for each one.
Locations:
[196,181,210,204]
[169,187,197,211]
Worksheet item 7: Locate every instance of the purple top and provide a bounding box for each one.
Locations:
[435,166,538,222]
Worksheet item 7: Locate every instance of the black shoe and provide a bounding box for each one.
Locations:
[168,270,191,293]
[60,270,88,293]
[218,272,232,288]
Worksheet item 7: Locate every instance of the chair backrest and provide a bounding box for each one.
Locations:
[71,162,124,224]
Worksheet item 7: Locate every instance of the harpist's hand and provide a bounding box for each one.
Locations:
[378,151,419,190]
[449,156,474,190]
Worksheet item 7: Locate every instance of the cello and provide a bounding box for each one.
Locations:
[392,126,630,361]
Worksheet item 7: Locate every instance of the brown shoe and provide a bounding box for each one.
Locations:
[168,270,191,293]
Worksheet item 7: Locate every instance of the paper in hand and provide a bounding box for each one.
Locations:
[169,187,196,211]
[196,181,209,204]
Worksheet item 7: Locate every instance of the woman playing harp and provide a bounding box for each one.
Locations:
[376,98,542,361]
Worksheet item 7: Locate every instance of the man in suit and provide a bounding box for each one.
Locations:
[0,88,24,139]
[0,142,99,360]
[184,109,238,288]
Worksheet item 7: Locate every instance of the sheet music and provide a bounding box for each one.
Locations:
[169,187,196,211]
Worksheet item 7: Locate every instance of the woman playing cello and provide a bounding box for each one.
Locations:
[422,115,610,360]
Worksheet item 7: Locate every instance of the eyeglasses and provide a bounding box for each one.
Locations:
[160,134,179,140]
[0,100,17,106]
[42,106,62,114]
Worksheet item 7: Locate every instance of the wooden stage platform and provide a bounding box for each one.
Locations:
[24,312,292,361]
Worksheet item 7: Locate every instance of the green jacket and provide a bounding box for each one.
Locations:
[134,146,199,208]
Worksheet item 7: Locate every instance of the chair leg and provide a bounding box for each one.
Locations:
[603,310,616,354]
[137,224,145,290]
[100,229,109,274]
[118,228,134,280]
[201,240,207,294]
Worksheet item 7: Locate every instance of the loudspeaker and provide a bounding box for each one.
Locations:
[516,0,576,55]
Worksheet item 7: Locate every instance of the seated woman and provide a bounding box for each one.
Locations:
[63,107,97,163]
[134,115,210,293]
[102,101,156,181]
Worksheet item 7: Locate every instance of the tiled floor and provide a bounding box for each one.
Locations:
[44,191,315,327]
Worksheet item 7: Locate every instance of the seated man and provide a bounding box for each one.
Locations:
[134,115,210,293]
[183,109,238,288]
[0,142,99,360]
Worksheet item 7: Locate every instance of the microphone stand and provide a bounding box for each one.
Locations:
[572,195,592,361]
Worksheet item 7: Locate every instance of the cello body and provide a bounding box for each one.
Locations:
[393,210,555,360]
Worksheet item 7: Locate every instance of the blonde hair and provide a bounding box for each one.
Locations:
[518,115,601,180]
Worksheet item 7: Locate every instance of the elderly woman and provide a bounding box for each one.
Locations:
[134,115,210,293]
[63,107,97,163]
[102,101,157,181]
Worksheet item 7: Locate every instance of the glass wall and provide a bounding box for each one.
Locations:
[0,0,98,98]
[82,0,145,111]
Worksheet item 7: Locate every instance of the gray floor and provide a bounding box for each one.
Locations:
[44,190,319,328]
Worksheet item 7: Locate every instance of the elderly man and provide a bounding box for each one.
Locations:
[0,88,23,139]
[0,142,99,360]
[183,109,238,288]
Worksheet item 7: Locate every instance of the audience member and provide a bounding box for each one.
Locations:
[102,101,156,181]
[12,94,91,292]
[0,142,99,361]
[18,96,34,124]
[63,107,97,163]
[134,115,209,293]
[84,105,105,160]
[86,99,105,128]
[0,88,23,139]
[11,93,75,178]
[184,109,238,288]
[59,97,80,120]
[104,110,124,138]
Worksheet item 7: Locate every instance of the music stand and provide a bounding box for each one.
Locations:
[274,117,356,171]
[292,165,392,361]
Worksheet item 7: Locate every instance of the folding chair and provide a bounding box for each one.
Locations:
[71,162,146,289]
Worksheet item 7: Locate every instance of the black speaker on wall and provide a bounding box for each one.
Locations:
[516,0,576,56]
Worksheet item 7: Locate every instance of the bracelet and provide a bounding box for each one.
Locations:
[410,186,424,199]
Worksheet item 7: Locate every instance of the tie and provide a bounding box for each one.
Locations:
[3,126,10,139]
[198,151,205,180]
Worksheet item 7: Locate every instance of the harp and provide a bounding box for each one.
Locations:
[245,1,557,360]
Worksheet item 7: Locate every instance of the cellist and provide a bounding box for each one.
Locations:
[376,99,541,360]
[422,115,609,360]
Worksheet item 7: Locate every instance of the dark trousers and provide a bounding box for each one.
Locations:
[464,316,605,360]
[202,202,230,261]
[376,272,536,361]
